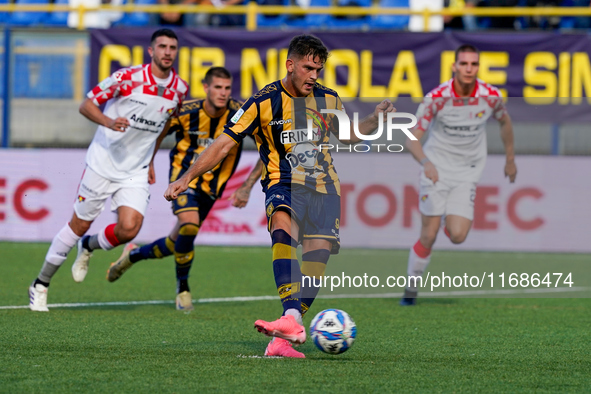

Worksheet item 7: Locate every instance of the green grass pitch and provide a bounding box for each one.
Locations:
[1,242,590,392]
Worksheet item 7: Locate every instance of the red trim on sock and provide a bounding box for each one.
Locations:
[413,240,431,258]
[104,224,120,247]
[444,227,451,239]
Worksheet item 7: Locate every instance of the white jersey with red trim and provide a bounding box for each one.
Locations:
[415,78,506,182]
[85,64,189,182]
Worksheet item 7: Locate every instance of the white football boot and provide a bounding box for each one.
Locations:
[72,237,92,283]
[29,282,49,312]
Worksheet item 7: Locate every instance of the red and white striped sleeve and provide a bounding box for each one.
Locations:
[414,82,449,133]
[488,84,507,120]
[87,68,132,106]
[173,77,189,116]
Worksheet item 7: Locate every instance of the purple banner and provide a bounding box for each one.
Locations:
[90,29,591,121]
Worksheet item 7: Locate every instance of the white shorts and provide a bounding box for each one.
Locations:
[418,172,477,221]
[73,166,150,221]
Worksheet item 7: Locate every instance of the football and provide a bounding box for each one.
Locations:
[309,309,357,354]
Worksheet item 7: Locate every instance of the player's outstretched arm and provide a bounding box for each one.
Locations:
[79,98,130,132]
[498,112,517,183]
[164,134,236,201]
[336,99,395,144]
[230,159,264,208]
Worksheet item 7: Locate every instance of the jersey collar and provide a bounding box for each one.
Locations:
[202,99,229,119]
[451,78,479,98]
[280,79,293,97]
[146,63,177,88]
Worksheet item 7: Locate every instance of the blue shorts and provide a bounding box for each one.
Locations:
[265,184,340,254]
[171,187,216,223]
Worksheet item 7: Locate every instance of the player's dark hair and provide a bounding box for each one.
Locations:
[287,34,329,64]
[203,67,232,85]
[151,29,178,46]
[455,44,479,62]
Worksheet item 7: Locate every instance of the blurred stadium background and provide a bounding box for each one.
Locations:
[1,1,591,245]
[0,1,589,245]
[1,3,591,392]
[1,1,591,153]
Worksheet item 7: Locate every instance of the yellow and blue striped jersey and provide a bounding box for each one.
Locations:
[223,80,343,195]
[169,97,243,198]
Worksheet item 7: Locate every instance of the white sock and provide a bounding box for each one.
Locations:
[97,227,115,250]
[44,223,81,267]
[406,247,431,292]
[285,308,303,326]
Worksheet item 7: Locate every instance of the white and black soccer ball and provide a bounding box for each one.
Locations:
[309,309,356,354]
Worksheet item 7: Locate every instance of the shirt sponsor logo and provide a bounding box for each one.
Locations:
[159,106,175,115]
[197,138,214,148]
[269,119,292,126]
[443,126,478,138]
[130,114,157,127]
[280,128,321,145]
[231,108,244,123]
[130,99,147,106]
[98,77,114,91]
[80,184,96,195]
[286,142,319,171]
[265,194,285,205]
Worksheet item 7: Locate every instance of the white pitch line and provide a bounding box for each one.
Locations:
[2,286,589,310]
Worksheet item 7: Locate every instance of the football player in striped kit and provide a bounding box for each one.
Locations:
[106,67,262,312]
[164,35,394,357]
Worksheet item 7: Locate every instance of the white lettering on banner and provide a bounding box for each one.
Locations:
[0,150,588,252]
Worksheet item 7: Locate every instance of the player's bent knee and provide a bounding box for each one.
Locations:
[116,222,142,242]
[70,214,93,236]
[179,223,199,236]
[115,231,137,244]
[449,232,468,244]
[71,221,92,237]
[270,209,292,233]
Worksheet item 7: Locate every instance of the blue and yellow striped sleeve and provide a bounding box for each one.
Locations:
[223,97,260,144]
